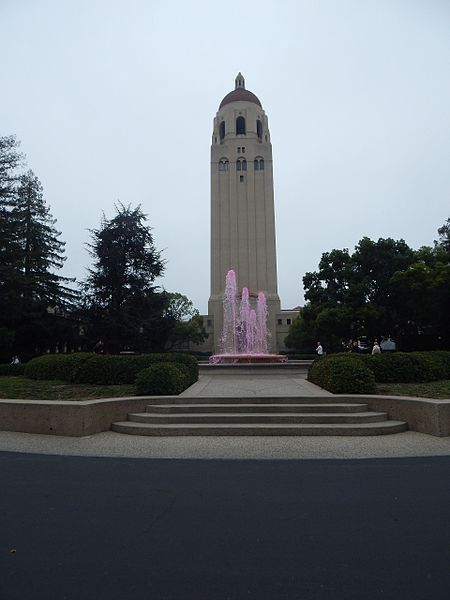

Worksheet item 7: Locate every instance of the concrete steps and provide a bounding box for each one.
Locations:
[126,411,389,424]
[144,403,370,414]
[111,397,408,436]
[111,420,407,436]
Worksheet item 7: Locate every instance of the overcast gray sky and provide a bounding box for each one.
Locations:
[1,0,449,313]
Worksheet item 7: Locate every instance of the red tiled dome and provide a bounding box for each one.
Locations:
[219,88,262,109]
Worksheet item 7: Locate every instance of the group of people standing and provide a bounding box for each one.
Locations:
[316,338,388,357]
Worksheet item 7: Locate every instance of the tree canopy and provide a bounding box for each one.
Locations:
[80,204,207,353]
[287,223,450,352]
[0,138,78,360]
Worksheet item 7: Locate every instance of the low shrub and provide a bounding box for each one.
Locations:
[135,363,188,395]
[0,364,26,376]
[308,355,376,394]
[74,355,139,385]
[74,353,198,386]
[24,353,92,381]
[355,351,450,383]
[165,353,198,385]
[413,351,450,381]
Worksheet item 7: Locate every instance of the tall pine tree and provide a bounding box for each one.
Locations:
[0,164,77,359]
[81,204,169,352]
[0,136,24,356]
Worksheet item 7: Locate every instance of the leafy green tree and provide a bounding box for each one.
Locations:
[289,227,450,352]
[389,243,450,348]
[284,314,316,351]
[164,293,207,349]
[436,217,450,257]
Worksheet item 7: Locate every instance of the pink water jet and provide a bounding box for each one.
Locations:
[210,270,287,364]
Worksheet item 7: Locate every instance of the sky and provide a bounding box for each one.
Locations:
[1,0,449,313]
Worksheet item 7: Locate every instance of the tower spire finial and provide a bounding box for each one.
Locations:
[235,72,245,90]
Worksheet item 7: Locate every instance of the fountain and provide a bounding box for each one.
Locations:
[209,270,288,364]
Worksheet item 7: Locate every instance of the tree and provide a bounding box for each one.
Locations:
[0,136,24,352]
[84,204,164,309]
[81,203,168,352]
[13,171,76,305]
[436,217,450,257]
[389,243,450,348]
[163,293,207,350]
[288,228,450,352]
[0,167,77,359]
[0,135,24,203]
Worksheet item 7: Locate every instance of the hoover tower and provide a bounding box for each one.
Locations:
[208,73,281,352]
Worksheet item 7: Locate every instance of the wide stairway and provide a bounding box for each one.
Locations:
[112,396,407,436]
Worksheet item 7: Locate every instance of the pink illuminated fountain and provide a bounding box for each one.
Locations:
[209,270,288,364]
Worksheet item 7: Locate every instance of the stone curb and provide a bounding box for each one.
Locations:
[0,394,449,437]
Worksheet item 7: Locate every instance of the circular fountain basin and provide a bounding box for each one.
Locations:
[209,354,288,365]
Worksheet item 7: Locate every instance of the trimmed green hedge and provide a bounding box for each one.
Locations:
[135,363,188,395]
[308,355,376,394]
[24,353,92,381]
[73,353,198,386]
[23,352,198,386]
[357,351,450,383]
[0,364,26,376]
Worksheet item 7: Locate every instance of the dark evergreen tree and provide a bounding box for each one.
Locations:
[81,204,168,352]
[0,135,24,203]
[13,170,76,305]
[0,167,77,360]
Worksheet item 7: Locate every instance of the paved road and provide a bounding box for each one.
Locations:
[1,452,449,600]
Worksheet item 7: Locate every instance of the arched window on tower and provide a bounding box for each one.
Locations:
[218,158,229,172]
[254,157,264,171]
[257,119,262,140]
[219,121,225,141]
[237,159,247,171]
[236,116,246,135]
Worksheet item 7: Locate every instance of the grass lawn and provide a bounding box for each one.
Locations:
[376,380,450,399]
[0,376,135,401]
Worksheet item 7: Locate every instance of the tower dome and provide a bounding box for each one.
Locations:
[219,72,262,109]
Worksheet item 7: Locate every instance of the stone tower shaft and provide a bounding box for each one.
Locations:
[208,74,281,352]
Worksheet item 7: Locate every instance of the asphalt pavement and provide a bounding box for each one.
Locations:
[1,452,449,600]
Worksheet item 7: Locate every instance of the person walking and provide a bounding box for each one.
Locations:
[372,340,381,355]
[316,341,324,357]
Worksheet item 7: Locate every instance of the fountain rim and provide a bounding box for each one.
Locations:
[209,353,288,365]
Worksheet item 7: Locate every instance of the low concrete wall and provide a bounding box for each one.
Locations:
[0,397,164,437]
[0,394,449,437]
[337,395,450,437]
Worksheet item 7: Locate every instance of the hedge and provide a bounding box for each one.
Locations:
[135,363,188,395]
[356,351,450,383]
[24,353,93,381]
[308,355,376,394]
[0,364,26,377]
[73,353,198,386]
